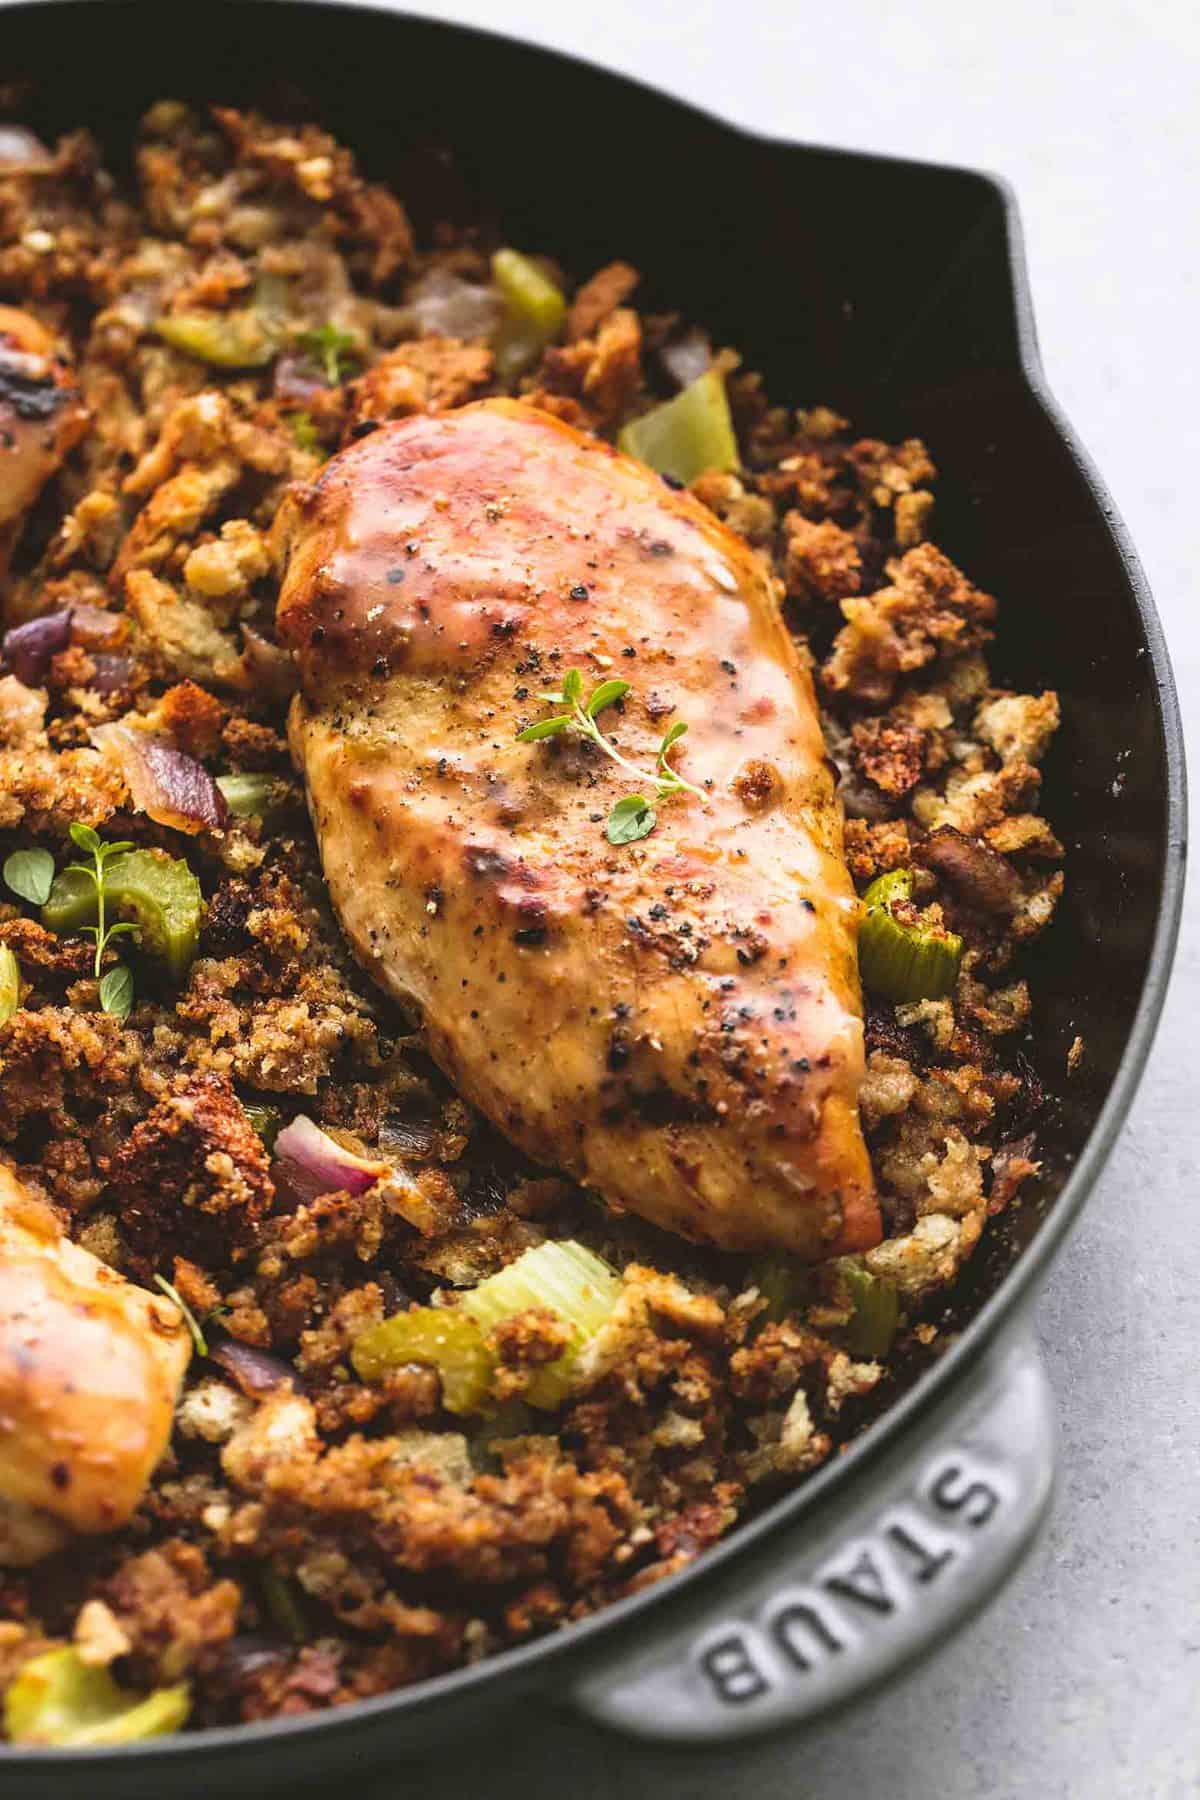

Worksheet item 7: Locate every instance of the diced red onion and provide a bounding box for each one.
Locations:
[87,652,136,695]
[241,625,298,701]
[218,1636,289,1685]
[2,606,125,687]
[92,721,230,833]
[403,267,504,341]
[208,1335,297,1398]
[273,351,327,407]
[660,327,712,390]
[68,603,126,649]
[272,1113,390,1202]
[2,608,72,685]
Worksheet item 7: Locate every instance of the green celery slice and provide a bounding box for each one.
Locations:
[4,1648,188,1747]
[492,248,567,333]
[216,772,287,820]
[617,368,738,484]
[746,1254,812,1327]
[832,1257,900,1359]
[491,247,566,379]
[42,848,202,982]
[857,868,963,1002]
[458,1240,621,1409]
[0,943,19,1023]
[352,1241,621,1415]
[243,1102,282,1152]
[351,1307,494,1414]
[155,309,277,368]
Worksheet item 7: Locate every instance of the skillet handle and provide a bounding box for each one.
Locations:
[570,1330,1055,1744]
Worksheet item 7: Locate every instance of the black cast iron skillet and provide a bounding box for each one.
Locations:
[0,3,1186,1791]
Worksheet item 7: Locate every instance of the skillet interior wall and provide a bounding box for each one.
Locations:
[4,0,1170,1321]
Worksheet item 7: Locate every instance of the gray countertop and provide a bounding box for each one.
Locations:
[346,1,1197,1791]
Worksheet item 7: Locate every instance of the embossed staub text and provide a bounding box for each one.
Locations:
[695,1449,1007,1706]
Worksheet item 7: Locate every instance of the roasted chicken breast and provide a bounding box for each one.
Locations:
[0,1164,191,1565]
[278,399,878,1256]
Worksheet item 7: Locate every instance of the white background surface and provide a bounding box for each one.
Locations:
[349,2,1199,1793]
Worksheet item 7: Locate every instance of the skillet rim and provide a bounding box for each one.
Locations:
[0,0,1185,1767]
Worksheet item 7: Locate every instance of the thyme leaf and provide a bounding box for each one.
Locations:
[98,962,134,1020]
[3,847,54,906]
[516,670,705,843]
[606,795,656,844]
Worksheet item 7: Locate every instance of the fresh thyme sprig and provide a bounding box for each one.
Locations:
[516,669,703,844]
[299,323,360,386]
[154,1273,209,1357]
[64,823,138,1018]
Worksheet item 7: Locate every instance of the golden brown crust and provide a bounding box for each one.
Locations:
[822,543,996,707]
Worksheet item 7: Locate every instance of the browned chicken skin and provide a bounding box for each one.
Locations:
[0,304,88,586]
[278,399,878,1256]
[0,1164,191,1565]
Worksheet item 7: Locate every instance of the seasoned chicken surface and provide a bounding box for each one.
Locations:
[0,305,87,582]
[278,399,878,1256]
[0,1164,191,1565]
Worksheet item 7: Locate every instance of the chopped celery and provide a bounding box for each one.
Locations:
[155,309,278,368]
[746,1255,810,1327]
[857,868,963,1002]
[287,409,320,452]
[458,1239,621,1409]
[216,772,286,820]
[491,248,566,379]
[461,1241,619,1338]
[4,1647,189,1747]
[352,1241,621,1414]
[832,1257,900,1359]
[261,1566,307,1643]
[617,368,738,485]
[0,943,18,1023]
[492,249,567,334]
[352,1306,493,1414]
[42,847,202,982]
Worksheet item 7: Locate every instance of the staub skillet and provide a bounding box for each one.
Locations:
[0,2,1186,1793]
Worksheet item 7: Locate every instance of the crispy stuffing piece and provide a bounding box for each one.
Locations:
[0,101,1062,1733]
